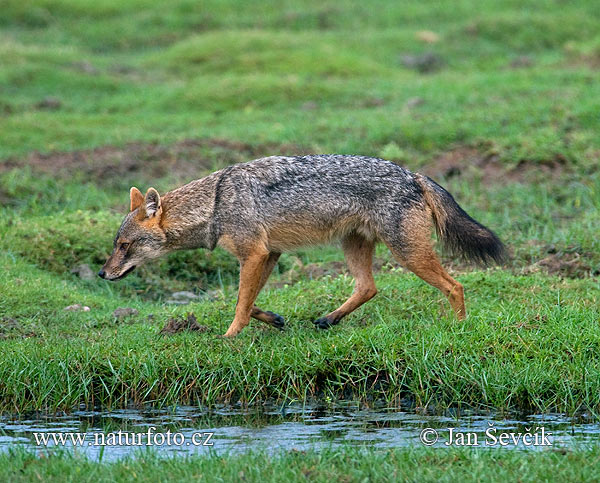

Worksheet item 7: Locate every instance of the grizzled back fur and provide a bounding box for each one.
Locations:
[200,155,506,265]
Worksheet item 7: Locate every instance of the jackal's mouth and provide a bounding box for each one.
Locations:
[113,265,136,280]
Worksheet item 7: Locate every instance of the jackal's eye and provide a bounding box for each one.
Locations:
[119,243,130,251]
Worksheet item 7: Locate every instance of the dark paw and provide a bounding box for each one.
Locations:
[313,317,335,330]
[266,311,285,330]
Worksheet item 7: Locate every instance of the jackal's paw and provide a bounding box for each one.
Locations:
[313,317,336,330]
[219,330,239,338]
[265,311,285,329]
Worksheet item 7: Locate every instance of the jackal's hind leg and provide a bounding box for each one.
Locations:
[388,242,465,320]
[314,233,377,329]
[249,252,285,329]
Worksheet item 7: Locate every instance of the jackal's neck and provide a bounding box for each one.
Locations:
[159,174,219,251]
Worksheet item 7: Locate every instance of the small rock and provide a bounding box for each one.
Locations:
[301,101,318,111]
[404,97,425,109]
[65,304,91,312]
[72,61,99,75]
[113,307,139,320]
[35,97,62,110]
[166,291,201,305]
[171,291,200,300]
[416,30,440,44]
[70,263,96,281]
[1,317,19,329]
[400,52,445,73]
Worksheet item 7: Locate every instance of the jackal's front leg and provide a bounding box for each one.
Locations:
[223,247,270,338]
[250,251,284,329]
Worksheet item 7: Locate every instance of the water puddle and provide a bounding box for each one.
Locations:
[1,403,599,460]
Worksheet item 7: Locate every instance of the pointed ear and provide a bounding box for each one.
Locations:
[130,187,144,212]
[144,187,162,218]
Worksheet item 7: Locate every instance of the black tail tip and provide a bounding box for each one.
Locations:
[469,231,508,266]
[443,226,508,267]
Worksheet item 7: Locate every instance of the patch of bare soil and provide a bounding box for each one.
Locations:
[419,147,571,184]
[1,138,307,184]
[0,317,20,334]
[440,241,597,279]
[537,252,596,278]
[0,317,37,339]
[159,313,210,335]
[563,45,600,69]
[523,244,599,279]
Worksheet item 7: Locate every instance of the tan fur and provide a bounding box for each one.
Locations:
[267,216,374,252]
[217,234,285,332]
[415,173,448,237]
[223,242,271,337]
[249,252,281,326]
[386,206,466,319]
[102,155,505,337]
[130,187,144,212]
[217,234,239,257]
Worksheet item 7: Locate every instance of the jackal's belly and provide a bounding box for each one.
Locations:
[265,215,377,252]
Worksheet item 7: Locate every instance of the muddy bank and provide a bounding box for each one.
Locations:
[418,146,577,185]
[0,138,307,185]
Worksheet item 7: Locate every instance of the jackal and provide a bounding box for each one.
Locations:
[99,155,505,337]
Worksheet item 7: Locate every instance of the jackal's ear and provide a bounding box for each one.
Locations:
[143,187,162,218]
[130,187,144,212]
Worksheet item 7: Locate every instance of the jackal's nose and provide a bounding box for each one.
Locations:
[98,269,106,279]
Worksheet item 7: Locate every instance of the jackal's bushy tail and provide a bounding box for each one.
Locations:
[417,175,506,265]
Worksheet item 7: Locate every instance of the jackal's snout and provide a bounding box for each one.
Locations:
[98,251,137,281]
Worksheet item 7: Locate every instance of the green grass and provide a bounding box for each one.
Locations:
[1,0,600,161]
[3,446,600,482]
[1,0,600,418]
[1,249,598,413]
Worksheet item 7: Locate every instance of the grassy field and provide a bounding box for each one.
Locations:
[1,0,600,423]
[4,446,600,482]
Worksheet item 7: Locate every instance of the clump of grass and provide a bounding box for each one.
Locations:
[3,446,600,481]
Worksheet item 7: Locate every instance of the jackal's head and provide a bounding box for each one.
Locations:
[99,187,168,281]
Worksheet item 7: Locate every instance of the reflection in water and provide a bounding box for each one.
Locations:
[1,403,599,461]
